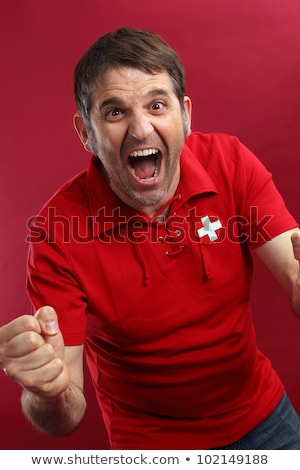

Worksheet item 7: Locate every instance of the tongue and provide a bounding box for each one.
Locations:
[132,156,156,179]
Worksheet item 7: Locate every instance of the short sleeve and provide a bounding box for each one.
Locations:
[232,138,298,249]
[27,234,87,346]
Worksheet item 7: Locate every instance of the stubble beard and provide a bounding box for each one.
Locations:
[87,120,186,214]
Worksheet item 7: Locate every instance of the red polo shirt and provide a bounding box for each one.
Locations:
[27,132,298,449]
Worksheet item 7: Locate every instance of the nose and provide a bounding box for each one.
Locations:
[128,111,154,141]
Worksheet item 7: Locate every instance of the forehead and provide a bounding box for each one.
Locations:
[92,66,176,105]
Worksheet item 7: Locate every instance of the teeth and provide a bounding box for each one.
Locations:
[129,148,159,158]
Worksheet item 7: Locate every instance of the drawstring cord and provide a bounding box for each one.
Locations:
[187,203,211,281]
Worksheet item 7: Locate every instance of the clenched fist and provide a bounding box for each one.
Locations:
[0,306,69,398]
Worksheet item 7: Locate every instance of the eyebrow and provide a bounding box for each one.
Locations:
[99,88,170,111]
[99,97,124,111]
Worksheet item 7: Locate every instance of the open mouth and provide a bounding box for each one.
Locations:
[128,148,160,181]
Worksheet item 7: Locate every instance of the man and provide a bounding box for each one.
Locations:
[1,27,300,450]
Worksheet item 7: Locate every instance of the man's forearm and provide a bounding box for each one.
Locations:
[21,382,87,436]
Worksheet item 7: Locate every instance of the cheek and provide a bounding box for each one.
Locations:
[163,118,186,147]
[102,127,126,154]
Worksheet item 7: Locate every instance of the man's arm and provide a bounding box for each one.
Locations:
[254,228,300,317]
[0,306,86,436]
[21,344,86,436]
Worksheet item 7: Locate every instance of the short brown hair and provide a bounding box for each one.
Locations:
[74,27,186,125]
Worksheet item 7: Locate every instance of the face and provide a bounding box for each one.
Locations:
[74,67,192,217]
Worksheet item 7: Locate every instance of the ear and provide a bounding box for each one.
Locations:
[183,96,192,136]
[73,113,92,152]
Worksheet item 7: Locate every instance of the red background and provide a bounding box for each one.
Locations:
[1,0,300,449]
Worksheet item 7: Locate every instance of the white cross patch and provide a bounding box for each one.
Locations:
[197,216,222,242]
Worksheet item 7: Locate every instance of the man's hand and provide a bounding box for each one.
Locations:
[0,306,69,398]
[0,306,85,436]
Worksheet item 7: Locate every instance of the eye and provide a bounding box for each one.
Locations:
[151,102,165,112]
[105,108,124,121]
